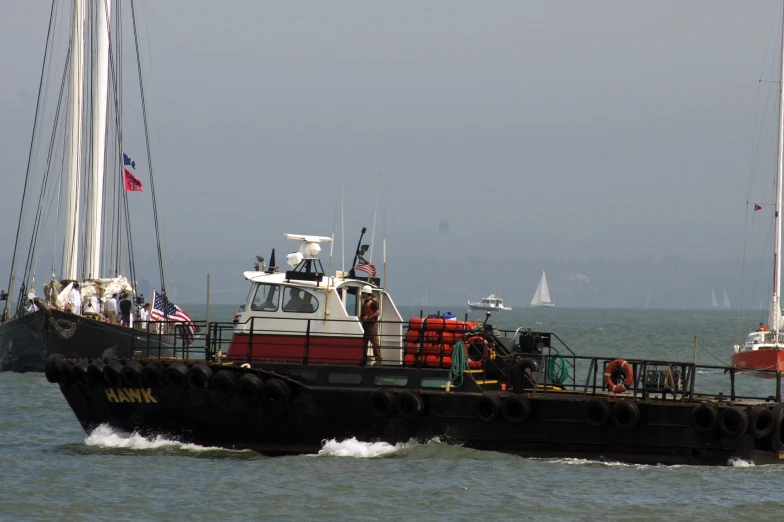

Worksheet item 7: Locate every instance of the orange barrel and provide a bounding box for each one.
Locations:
[408,317,425,331]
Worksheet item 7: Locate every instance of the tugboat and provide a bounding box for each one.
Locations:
[48,230,784,465]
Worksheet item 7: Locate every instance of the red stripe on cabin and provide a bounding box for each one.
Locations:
[228,333,365,364]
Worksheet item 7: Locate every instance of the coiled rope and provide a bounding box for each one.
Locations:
[448,340,470,388]
[548,354,569,384]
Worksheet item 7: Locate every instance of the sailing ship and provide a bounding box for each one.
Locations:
[468,294,512,312]
[711,289,731,310]
[0,1,188,372]
[732,5,784,372]
[530,271,554,308]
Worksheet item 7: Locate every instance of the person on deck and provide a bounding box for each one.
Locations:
[119,294,132,327]
[284,288,314,313]
[139,303,150,330]
[360,285,382,366]
[105,293,118,324]
[758,323,769,332]
[69,282,82,315]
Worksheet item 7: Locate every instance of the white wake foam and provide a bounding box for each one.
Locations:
[728,458,754,467]
[316,437,409,458]
[84,424,235,452]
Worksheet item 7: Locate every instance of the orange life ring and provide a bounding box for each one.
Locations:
[604,359,633,393]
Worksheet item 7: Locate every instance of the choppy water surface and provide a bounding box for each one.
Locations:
[1,307,783,521]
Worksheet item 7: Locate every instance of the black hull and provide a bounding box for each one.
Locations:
[54,359,784,466]
[0,310,174,372]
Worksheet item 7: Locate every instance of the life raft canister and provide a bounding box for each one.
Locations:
[603,359,634,393]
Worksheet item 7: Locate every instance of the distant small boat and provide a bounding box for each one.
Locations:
[723,288,731,310]
[468,294,512,311]
[531,271,554,308]
[710,289,719,310]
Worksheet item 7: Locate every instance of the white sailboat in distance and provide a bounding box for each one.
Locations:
[531,271,555,308]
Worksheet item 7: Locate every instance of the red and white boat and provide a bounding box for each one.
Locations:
[732,12,784,374]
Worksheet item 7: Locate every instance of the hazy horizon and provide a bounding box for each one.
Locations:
[2,1,784,307]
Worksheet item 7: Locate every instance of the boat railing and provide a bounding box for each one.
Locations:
[527,349,783,403]
[98,316,784,403]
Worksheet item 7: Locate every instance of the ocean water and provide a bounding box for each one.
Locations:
[2,307,783,521]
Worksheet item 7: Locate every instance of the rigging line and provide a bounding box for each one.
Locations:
[21,38,70,315]
[341,170,345,272]
[695,340,729,367]
[747,1,782,201]
[369,173,380,263]
[105,0,126,276]
[131,0,165,294]
[3,0,59,320]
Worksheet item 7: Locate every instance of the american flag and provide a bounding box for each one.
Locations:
[150,290,200,334]
[355,262,377,276]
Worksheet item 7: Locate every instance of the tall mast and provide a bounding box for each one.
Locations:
[63,0,86,281]
[771,4,784,337]
[85,0,111,279]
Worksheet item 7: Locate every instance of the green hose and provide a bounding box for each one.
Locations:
[448,340,470,388]
[548,355,569,384]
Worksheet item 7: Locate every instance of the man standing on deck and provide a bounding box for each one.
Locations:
[105,293,118,324]
[360,285,382,366]
[119,294,132,327]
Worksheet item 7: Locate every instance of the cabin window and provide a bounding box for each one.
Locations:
[327,373,363,385]
[282,287,318,313]
[251,283,280,311]
[342,287,359,317]
[374,375,408,387]
[421,378,448,388]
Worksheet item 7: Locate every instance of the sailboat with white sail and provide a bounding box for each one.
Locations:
[531,271,554,308]
[723,289,731,310]
[732,4,784,372]
[0,1,193,372]
[710,289,719,310]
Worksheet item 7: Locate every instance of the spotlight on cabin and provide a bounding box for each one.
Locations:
[287,252,304,268]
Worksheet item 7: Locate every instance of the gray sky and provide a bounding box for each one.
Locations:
[1,0,782,271]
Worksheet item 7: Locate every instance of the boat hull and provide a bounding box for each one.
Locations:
[53,359,784,465]
[0,309,174,373]
[731,349,784,373]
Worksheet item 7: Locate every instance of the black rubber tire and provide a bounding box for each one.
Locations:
[767,406,784,451]
[165,361,189,389]
[476,393,502,422]
[718,406,749,439]
[262,378,291,405]
[141,361,166,389]
[237,373,264,402]
[60,361,75,388]
[103,360,125,387]
[71,360,90,387]
[121,360,145,388]
[585,399,611,427]
[395,390,424,419]
[212,370,238,399]
[369,389,396,419]
[44,354,65,384]
[501,395,531,424]
[187,363,213,390]
[691,403,719,434]
[749,407,775,439]
[611,401,641,430]
[86,360,106,387]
